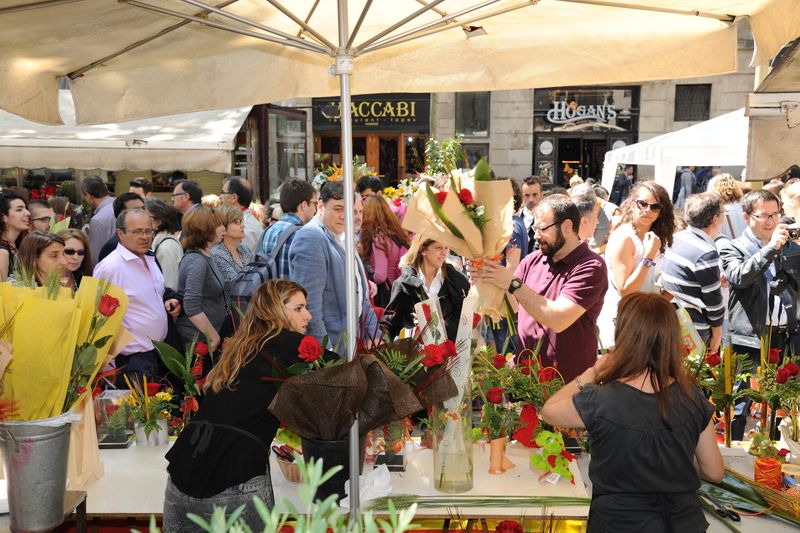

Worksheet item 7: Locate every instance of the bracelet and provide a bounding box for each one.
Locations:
[641,257,656,268]
[575,377,585,391]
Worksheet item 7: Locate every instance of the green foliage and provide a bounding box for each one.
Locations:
[473,158,492,181]
[424,133,465,176]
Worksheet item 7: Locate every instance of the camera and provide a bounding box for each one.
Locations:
[789,226,800,240]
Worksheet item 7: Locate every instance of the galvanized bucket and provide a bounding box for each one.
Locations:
[0,414,72,532]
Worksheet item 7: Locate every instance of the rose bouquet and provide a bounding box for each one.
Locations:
[154,338,209,430]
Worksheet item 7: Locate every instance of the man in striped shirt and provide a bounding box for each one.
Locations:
[661,192,726,354]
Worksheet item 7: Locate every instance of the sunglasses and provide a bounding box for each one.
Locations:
[64,248,86,256]
[635,199,662,212]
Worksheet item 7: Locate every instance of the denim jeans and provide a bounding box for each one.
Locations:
[162,475,274,533]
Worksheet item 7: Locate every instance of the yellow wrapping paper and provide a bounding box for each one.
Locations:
[402,176,514,321]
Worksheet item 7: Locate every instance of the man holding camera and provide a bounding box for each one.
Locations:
[719,189,800,439]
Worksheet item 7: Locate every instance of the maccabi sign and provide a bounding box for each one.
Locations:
[313,93,430,131]
[546,101,617,124]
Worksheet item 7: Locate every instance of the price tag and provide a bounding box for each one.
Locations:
[539,472,561,485]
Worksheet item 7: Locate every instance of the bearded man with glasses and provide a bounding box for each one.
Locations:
[720,189,800,440]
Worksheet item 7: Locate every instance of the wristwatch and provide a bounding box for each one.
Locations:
[508,277,524,294]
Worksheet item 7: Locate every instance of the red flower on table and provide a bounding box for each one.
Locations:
[486,387,504,404]
[97,294,120,317]
[298,336,322,363]
[768,347,781,365]
[704,351,721,367]
[439,340,457,359]
[146,382,160,396]
[539,367,557,383]
[495,520,523,533]
[776,367,791,384]
[421,303,432,322]
[434,191,447,205]
[421,344,444,367]
[194,341,209,356]
[785,362,800,377]
[512,404,539,448]
[779,448,790,458]
[492,354,506,369]
[472,313,482,329]
[458,188,474,206]
[392,197,402,207]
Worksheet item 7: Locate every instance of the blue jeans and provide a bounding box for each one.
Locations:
[162,475,273,533]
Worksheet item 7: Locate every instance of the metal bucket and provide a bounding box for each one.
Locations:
[0,415,72,532]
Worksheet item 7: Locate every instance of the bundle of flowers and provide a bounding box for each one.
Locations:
[122,375,176,438]
[0,276,128,420]
[154,338,209,430]
[402,156,514,321]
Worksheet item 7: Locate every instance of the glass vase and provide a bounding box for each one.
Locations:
[431,382,473,493]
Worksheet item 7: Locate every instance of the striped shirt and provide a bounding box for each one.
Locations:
[660,226,725,335]
[259,213,303,279]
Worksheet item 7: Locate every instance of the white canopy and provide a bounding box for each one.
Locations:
[0,90,250,173]
[0,1,796,125]
[601,108,748,194]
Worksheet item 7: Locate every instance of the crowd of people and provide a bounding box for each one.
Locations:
[2,167,798,531]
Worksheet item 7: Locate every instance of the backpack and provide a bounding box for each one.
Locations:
[228,224,299,314]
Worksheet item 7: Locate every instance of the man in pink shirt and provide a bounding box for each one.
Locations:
[94,208,182,380]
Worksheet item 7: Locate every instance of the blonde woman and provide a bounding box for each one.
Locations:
[164,280,327,532]
[708,173,745,240]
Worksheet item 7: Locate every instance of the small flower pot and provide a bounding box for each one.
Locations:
[134,419,169,447]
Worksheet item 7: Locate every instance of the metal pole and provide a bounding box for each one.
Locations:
[335,0,360,518]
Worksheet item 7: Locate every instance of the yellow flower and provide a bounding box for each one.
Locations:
[155,391,172,402]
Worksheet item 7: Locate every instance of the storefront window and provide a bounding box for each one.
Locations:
[674,84,711,121]
[456,92,490,137]
[460,143,490,169]
[268,108,307,197]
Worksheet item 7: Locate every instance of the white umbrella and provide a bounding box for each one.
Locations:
[1,0,797,515]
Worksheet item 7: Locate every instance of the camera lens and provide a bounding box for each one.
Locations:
[789,228,800,240]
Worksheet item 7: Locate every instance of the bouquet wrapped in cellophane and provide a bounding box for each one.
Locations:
[0,276,128,420]
[402,158,514,321]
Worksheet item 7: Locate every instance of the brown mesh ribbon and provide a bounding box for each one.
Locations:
[268,354,424,440]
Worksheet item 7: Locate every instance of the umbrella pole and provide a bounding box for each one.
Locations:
[335,0,360,518]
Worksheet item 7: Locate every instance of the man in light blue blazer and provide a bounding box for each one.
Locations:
[288,181,378,355]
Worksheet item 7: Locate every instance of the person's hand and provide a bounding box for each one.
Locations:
[467,260,513,291]
[720,272,728,289]
[164,298,181,317]
[642,231,661,260]
[208,332,221,353]
[368,280,377,298]
[769,224,789,250]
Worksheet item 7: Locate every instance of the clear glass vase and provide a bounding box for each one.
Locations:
[431,384,473,493]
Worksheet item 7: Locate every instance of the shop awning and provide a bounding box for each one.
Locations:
[601,108,748,194]
[0,1,797,126]
[0,90,251,173]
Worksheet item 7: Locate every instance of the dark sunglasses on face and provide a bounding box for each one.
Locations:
[64,248,86,256]
[635,199,662,212]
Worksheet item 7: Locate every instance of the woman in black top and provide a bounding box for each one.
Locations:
[163,279,314,532]
[384,235,470,342]
[542,293,724,533]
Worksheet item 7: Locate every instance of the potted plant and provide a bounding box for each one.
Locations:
[123,376,175,447]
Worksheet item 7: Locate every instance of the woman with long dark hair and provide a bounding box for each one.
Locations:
[57,228,93,289]
[542,292,723,532]
[0,190,30,281]
[596,181,675,348]
[164,280,317,531]
[359,196,410,308]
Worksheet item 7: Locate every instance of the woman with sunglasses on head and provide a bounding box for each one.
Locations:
[57,228,93,290]
[596,181,675,348]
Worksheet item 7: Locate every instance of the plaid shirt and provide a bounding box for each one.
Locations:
[260,213,303,279]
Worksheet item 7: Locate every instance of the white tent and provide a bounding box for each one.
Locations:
[601,108,748,195]
[0,90,250,173]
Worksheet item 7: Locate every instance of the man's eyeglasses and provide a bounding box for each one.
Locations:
[750,212,780,222]
[635,199,662,212]
[171,192,187,198]
[219,191,233,196]
[533,219,562,233]
[31,216,52,223]
[124,229,155,237]
[64,248,86,256]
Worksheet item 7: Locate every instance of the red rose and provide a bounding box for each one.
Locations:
[492,354,506,369]
[194,341,209,356]
[392,197,402,207]
[495,520,523,533]
[768,348,781,365]
[539,367,557,382]
[97,294,121,318]
[779,448,790,457]
[486,387,504,404]
[434,191,447,205]
[786,362,800,377]
[439,340,457,359]
[458,188,474,206]
[146,382,160,396]
[776,367,791,384]
[169,416,182,428]
[421,344,444,367]
[704,351,721,367]
[421,303,432,322]
[472,313,482,329]
[518,355,534,376]
[76,386,86,394]
[298,336,322,363]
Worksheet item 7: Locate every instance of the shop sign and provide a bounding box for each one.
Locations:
[313,93,430,131]
[546,101,617,124]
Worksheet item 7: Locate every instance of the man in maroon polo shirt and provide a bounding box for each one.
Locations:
[473,194,608,381]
